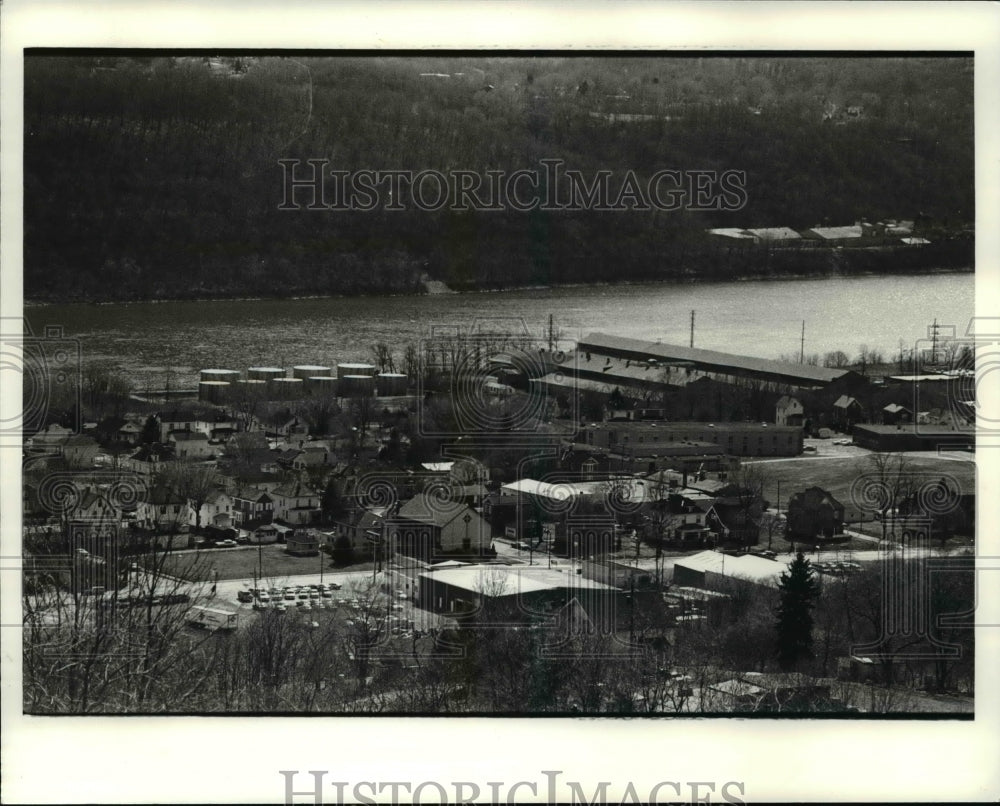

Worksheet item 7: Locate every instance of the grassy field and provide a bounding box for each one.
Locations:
[157,544,371,582]
[754,454,975,523]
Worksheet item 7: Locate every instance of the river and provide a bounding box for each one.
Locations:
[24,272,974,389]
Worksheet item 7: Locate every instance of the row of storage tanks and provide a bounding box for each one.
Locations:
[198,363,409,403]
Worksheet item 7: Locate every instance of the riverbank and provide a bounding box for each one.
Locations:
[23,261,974,308]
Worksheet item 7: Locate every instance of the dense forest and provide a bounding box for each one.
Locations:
[24,54,974,302]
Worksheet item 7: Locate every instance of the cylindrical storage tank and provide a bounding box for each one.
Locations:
[200,368,240,383]
[269,377,305,400]
[292,364,332,380]
[198,381,230,404]
[306,376,339,396]
[234,379,267,397]
[337,362,377,379]
[339,374,375,397]
[248,366,286,382]
[377,373,408,396]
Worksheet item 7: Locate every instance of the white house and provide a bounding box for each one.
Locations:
[271,480,321,525]
[775,396,804,427]
[168,431,215,460]
[189,488,233,530]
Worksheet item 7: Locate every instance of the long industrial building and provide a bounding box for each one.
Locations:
[577,420,803,457]
[556,332,864,393]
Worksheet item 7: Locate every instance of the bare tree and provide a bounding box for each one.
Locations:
[156,461,221,533]
[371,341,396,373]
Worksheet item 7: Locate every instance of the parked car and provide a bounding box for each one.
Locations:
[284,593,295,601]
[259,592,271,603]
[237,590,253,603]
[218,539,238,547]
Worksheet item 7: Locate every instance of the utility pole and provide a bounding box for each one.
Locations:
[690,310,695,348]
[800,320,805,364]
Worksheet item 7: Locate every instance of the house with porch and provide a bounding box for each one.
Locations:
[271,480,321,526]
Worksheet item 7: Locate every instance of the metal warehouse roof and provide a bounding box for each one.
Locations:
[745,227,801,241]
[578,333,852,385]
[419,565,618,596]
[674,550,783,587]
[804,225,863,239]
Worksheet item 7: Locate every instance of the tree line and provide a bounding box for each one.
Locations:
[24,55,973,302]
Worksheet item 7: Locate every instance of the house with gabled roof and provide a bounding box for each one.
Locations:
[167,430,214,460]
[832,394,864,430]
[122,443,176,476]
[271,479,321,525]
[189,488,233,531]
[231,487,274,527]
[135,483,188,532]
[390,493,491,562]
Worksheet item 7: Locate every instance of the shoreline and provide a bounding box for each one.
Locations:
[23,265,974,308]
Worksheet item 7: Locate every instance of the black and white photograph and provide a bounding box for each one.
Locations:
[2,2,998,804]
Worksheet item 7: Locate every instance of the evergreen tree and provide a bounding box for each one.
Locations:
[139,415,160,445]
[775,552,819,671]
[321,478,346,524]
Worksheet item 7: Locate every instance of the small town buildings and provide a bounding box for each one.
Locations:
[569,333,865,395]
[832,395,864,431]
[61,434,100,466]
[786,486,846,541]
[577,420,803,458]
[231,487,274,527]
[135,484,188,532]
[852,423,974,452]
[882,403,913,425]
[271,480,321,525]
[330,507,388,558]
[27,424,74,453]
[672,550,782,590]
[416,563,621,625]
[242,522,292,544]
[390,493,492,562]
[581,559,653,589]
[291,445,332,471]
[189,488,233,531]
[122,443,175,476]
[801,225,864,246]
[775,395,804,427]
[168,431,214,460]
[285,529,320,556]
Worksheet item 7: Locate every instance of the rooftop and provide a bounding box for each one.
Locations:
[674,549,783,587]
[420,564,618,596]
[578,333,854,385]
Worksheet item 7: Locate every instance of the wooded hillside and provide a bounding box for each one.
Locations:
[24,55,974,301]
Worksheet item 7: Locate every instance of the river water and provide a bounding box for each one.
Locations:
[25,272,974,389]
